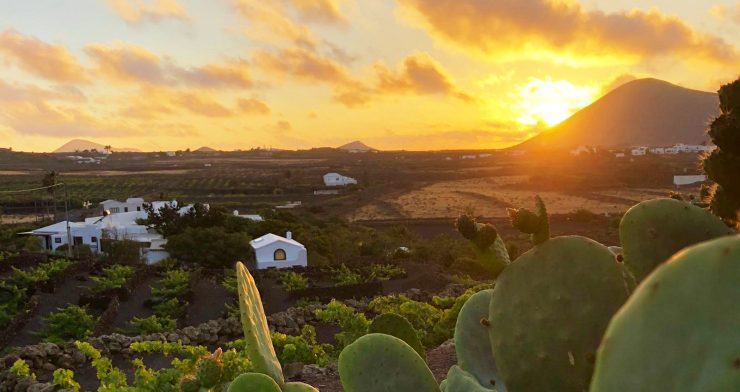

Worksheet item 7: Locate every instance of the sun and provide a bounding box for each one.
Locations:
[514,78,599,127]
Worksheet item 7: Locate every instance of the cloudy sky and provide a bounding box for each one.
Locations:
[0,0,738,152]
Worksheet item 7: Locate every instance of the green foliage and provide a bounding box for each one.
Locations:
[331,264,363,286]
[367,263,405,281]
[315,300,370,350]
[9,359,35,380]
[277,270,309,291]
[0,281,26,329]
[222,268,237,294]
[75,341,130,390]
[100,240,143,264]
[126,315,177,334]
[152,298,188,319]
[90,264,135,293]
[151,269,191,299]
[52,368,80,391]
[703,77,740,227]
[144,202,226,237]
[11,258,72,288]
[368,295,443,347]
[165,226,252,268]
[230,325,331,367]
[38,305,96,344]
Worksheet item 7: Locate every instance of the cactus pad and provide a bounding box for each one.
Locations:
[507,195,549,245]
[369,313,425,358]
[591,235,740,391]
[282,382,320,391]
[489,236,629,391]
[235,261,284,385]
[620,198,732,282]
[227,372,282,392]
[454,289,504,391]
[338,333,440,392]
[441,365,497,392]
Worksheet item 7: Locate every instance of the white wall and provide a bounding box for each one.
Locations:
[49,225,103,253]
[673,175,707,186]
[254,241,307,269]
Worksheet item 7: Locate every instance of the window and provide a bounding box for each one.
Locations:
[55,237,62,244]
[91,237,98,243]
[124,207,129,212]
[137,206,141,211]
[273,249,286,261]
[73,236,83,246]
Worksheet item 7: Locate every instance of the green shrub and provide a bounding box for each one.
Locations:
[100,239,143,264]
[0,281,26,329]
[278,271,309,291]
[11,258,72,288]
[152,298,187,319]
[151,269,191,299]
[90,264,135,293]
[315,300,369,350]
[367,264,405,281]
[37,305,96,344]
[9,359,35,380]
[165,227,252,268]
[126,315,177,334]
[331,264,363,286]
[52,368,80,391]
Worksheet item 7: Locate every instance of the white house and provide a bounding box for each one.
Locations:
[233,210,264,221]
[323,173,357,186]
[461,155,477,160]
[249,232,307,269]
[22,221,103,253]
[615,152,625,158]
[100,197,146,214]
[631,147,647,156]
[673,175,707,187]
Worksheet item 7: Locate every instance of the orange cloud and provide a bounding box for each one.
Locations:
[710,3,740,25]
[0,100,136,137]
[374,53,472,101]
[237,98,271,115]
[233,0,318,49]
[0,30,86,82]
[288,0,346,24]
[105,0,189,24]
[86,43,254,88]
[399,0,739,63]
[0,80,86,103]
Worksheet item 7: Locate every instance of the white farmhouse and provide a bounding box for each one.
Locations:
[22,221,103,253]
[233,210,264,221]
[250,232,307,269]
[323,173,357,186]
[673,175,707,187]
[100,197,146,213]
[631,147,647,156]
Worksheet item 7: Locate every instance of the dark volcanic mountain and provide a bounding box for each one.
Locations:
[517,78,719,150]
[53,139,141,153]
[338,140,377,152]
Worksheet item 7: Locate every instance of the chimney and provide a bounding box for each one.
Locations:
[286,231,292,240]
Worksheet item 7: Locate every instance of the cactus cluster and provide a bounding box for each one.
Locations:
[220,196,737,392]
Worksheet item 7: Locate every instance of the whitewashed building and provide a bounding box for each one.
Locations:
[631,147,647,156]
[233,210,264,221]
[323,173,357,186]
[249,232,307,269]
[100,197,146,213]
[673,175,707,186]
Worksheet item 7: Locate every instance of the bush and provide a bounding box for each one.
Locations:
[151,269,190,299]
[315,300,369,350]
[11,258,73,288]
[0,282,26,329]
[278,271,309,291]
[331,264,363,286]
[100,240,143,265]
[165,227,252,268]
[37,305,96,344]
[52,368,80,391]
[90,264,135,293]
[126,315,177,334]
[9,359,35,380]
[367,264,405,281]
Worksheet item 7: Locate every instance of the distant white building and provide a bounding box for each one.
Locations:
[631,147,647,156]
[615,152,625,158]
[233,210,264,221]
[461,155,477,160]
[673,175,707,187]
[250,232,307,269]
[570,145,595,156]
[323,173,357,186]
[165,151,176,157]
[100,197,146,214]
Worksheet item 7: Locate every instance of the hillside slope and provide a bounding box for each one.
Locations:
[518,78,718,149]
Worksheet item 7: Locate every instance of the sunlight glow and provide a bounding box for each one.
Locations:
[514,78,599,127]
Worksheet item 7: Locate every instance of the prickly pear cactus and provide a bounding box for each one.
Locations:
[369,313,425,358]
[620,198,732,282]
[196,348,223,388]
[235,261,284,385]
[455,216,510,277]
[440,365,497,392]
[282,382,320,391]
[591,235,740,391]
[338,333,440,392]
[507,195,549,245]
[453,289,504,391]
[489,236,629,392]
[227,372,282,392]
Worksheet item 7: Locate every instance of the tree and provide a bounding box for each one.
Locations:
[164,227,252,268]
[703,78,740,227]
[42,171,59,221]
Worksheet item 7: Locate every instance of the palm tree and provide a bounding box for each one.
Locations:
[42,170,59,221]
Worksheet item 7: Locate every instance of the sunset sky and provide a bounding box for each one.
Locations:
[0,0,739,152]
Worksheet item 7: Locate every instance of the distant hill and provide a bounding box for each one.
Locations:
[338,140,377,152]
[517,78,719,150]
[195,146,217,153]
[53,139,141,153]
